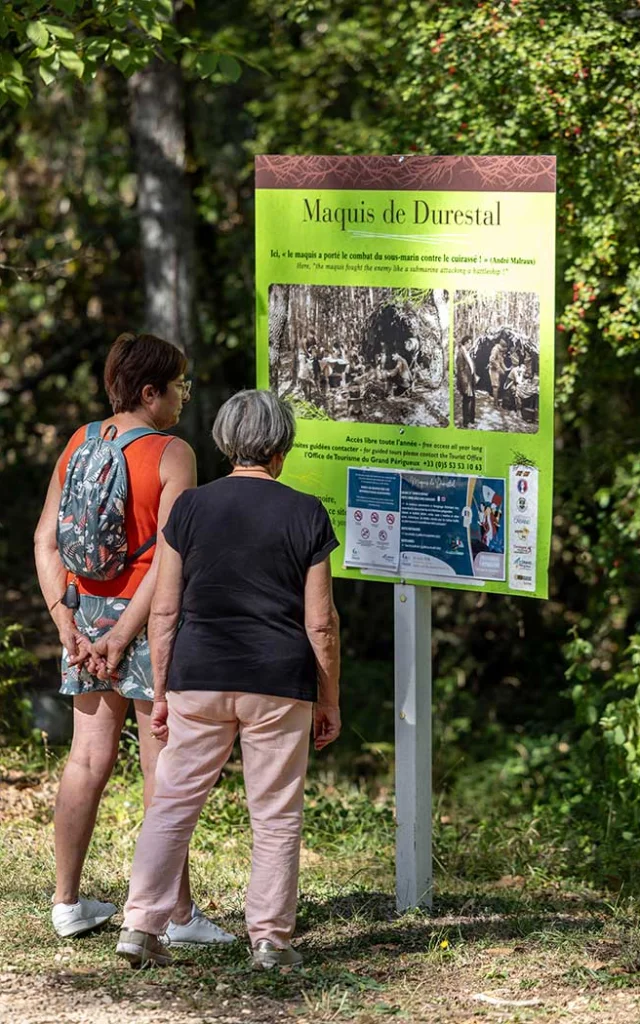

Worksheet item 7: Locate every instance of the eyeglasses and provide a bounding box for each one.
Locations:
[175,379,192,397]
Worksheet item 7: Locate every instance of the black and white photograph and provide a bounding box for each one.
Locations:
[453,290,540,433]
[269,284,449,427]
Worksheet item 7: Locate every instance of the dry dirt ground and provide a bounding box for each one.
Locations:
[453,391,538,434]
[2,766,640,1024]
[3,910,640,1024]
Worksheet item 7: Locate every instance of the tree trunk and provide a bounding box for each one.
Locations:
[128,57,212,468]
[128,60,196,356]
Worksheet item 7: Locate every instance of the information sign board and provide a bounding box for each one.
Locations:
[255,155,555,597]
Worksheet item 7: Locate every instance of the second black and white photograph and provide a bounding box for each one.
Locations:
[453,290,540,433]
[269,284,450,427]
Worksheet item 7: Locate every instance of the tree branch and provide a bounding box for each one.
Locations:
[0,254,102,281]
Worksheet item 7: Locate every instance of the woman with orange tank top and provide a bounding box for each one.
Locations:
[34,333,234,947]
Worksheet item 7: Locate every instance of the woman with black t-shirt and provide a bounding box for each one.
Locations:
[117,390,341,970]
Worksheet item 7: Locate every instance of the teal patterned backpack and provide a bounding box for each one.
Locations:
[57,421,163,605]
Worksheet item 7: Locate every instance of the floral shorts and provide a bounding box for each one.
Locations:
[60,595,153,702]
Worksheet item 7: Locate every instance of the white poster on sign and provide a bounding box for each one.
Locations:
[344,468,401,572]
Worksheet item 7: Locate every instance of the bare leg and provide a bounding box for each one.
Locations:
[134,700,192,924]
[54,692,128,904]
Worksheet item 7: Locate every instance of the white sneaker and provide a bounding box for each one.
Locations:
[165,902,236,946]
[52,896,117,937]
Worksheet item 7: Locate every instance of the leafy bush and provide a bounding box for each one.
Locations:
[0,622,37,740]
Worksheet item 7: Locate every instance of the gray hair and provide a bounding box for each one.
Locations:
[212,389,296,466]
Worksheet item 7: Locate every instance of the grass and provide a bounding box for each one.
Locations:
[2,741,640,1023]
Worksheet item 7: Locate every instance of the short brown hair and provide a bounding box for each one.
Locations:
[104,333,188,413]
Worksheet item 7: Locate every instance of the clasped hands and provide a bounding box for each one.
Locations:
[59,620,128,681]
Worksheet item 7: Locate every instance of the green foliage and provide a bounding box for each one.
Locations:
[289,398,332,421]
[0,623,35,696]
[0,0,246,108]
[565,628,640,799]
[437,626,640,888]
[193,767,394,855]
[0,622,37,736]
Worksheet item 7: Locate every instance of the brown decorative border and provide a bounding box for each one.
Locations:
[255,155,555,193]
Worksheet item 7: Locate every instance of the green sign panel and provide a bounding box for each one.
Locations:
[255,155,556,598]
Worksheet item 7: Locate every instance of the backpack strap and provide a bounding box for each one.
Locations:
[113,427,166,450]
[85,420,103,439]
[126,534,157,564]
[117,427,168,563]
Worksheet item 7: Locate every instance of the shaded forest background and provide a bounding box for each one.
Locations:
[2,0,640,887]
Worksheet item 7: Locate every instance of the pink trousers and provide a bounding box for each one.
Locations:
[124,690,313,947]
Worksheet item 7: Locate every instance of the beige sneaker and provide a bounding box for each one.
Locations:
[252,939,303,970]
[116,928,172,968]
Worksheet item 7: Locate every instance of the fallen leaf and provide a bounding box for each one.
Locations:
[473,993,543,1007]
[567,997,589,1012]
[299,844,323,867]
[494,874,526,889]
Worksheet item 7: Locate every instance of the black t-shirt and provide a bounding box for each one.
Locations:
[162,477,339,701]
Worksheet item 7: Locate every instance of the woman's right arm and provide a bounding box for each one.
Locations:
[33,462,89,665]
[304,557,341,750]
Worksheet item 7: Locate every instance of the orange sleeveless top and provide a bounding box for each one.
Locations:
[58,424,175,599]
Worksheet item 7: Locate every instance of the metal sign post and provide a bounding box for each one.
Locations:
[394,582,433,911]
